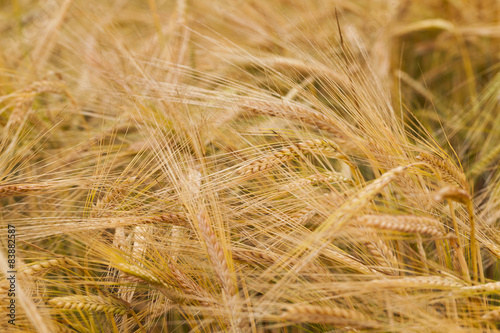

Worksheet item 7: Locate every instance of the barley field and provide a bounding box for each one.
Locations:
[0,0,499,332]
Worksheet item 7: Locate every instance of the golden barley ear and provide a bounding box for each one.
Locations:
[236,139,342,176]
[240,99,345,136]
[48,295,130,316]
[416,152,468,189]
[20,257,79,277]
[0,183,53,198]
[354,215,445,237]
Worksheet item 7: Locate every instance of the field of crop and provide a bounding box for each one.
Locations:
[0,0,499,332]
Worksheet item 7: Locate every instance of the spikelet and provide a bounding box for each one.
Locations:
[354,215,445,237]
[237,139,341,175]
[48,295,129,315]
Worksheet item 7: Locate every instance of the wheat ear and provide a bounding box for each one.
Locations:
[288,208,317,225]
[237,139,340,175]
[197,210,240,329]
[369,276,464,289]
[48,295,129,315]
[460,281,500,293]
[0,183,52,198]
[133,212,189,227]
[354,215,445,237]
[197,211,236,298]
[416,152,468,189]
[20,257,78,277]
[115,263,165,286]
[365,239,399,275]
[307,165,409,269]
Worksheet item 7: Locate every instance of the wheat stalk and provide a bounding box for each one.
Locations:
[434,186,478,281]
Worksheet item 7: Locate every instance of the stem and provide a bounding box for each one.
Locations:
[467,201,478,282]
[448,202,471,283]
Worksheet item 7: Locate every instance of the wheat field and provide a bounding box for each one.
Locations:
[0,0,499,332]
